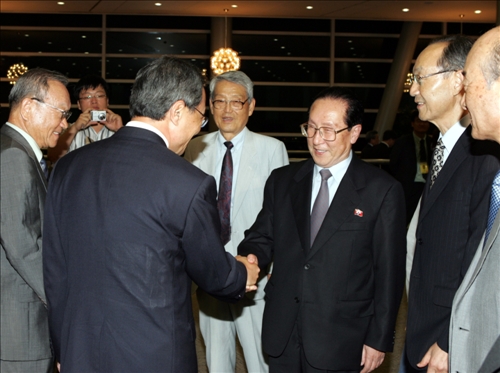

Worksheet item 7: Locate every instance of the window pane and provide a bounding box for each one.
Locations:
[107,15,210,29]
[1,13,101,27]
[107,83,134,105]
[344,87,385,110]
[335,20,403,34]
[335,62,391,84]
[1,56,102,80]
[421,22,442,35]
[106,32,209,55]
[247,111,308,133]
[106,57,209,79]
[1,82,12,103]
[233,18,330,32]
[335,36,398,59]
[241,60,329,83]
[447,23,496,36]
[1,30,101,53]
[234,34,329,58]
[253,86,326,107]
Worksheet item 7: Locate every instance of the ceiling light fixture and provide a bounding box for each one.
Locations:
[474,10,481,14]
[211,8,240,76]
[8,63,28,85]
[57,2,64,5]
[231,5,238,8]
[402,8,409,12]
[155,3,162,6]
[306,6,313,10]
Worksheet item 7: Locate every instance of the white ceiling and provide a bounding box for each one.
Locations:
[0,1,497,23]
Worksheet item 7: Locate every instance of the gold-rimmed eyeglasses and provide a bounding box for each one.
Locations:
[31,97,72,121]
[300,123,349,142]
[212,99,248,111]
[195,107,209,128]
[79,94,107,101]
[409,69,457,85]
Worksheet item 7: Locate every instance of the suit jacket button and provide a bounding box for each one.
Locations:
[294,297,300,303]
[304,264,310,270]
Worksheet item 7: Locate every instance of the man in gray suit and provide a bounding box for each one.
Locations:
[184,71,288,373]
[1,68,71,372]
[449,25,500,372]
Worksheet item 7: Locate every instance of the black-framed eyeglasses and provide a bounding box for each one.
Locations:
[212,99,248,111]
[195,107,209,128]
[300,123,349,142]
[409,69,457,85]
[31,97,72,121]
[79,94,107,101]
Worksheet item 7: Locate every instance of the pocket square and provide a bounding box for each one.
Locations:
[354,209,363,217]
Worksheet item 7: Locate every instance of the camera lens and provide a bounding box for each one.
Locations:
[98,113,106,121]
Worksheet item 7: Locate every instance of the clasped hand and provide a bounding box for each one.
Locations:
[235,254,260,292]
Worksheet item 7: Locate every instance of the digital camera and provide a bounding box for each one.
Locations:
[90,110,107,122]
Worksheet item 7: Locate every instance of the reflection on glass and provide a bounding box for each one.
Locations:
[1,30,101,53]
[253,86,325,107]
[106,57,209,79]
[234,35,329,57]
[335,62,391,84]
[106,32,209,55]
[335,37,398,59]
[241,60,329,83]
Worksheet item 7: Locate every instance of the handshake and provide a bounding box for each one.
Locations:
[235,254,260,292]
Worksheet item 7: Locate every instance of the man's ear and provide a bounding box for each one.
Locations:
[168,100,186,126]
[452,70,465,95]
[350,124,362,144]
[248,98,256,117]
[20,97,34,121]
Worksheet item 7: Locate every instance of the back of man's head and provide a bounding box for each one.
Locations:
[209,70,254,101]
[429,34,473,72]
[74,75,110,101]
[366,130,379,143]
[129,56,204,121]
[9,67,68,110]
[311,87,364,129]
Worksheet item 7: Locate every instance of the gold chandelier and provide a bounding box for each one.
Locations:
[404,72,414,93]
[8,63,28,85]
[211,9,240,76]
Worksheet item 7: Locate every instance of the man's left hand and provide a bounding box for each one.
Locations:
[360,344,385,373]
[417,342,448,373]
[102,109,123,131]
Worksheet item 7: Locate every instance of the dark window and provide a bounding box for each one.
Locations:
[335,36,398,59]
[107,15,210,29]
[0,13,101,27]
[233,18,330,32]
[335,62,391,85]
[1,30,101,53]
[335,20,403,34]
[241,60,329,83]
[106,57,209,79]
[253,86,326,107]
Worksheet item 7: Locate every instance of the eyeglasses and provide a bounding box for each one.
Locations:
[195,107,209,128]
[409,69,457,85]
[300,123,349,142]
[31,97,72,121]
[79,94,107,101]
[212,99,248,111]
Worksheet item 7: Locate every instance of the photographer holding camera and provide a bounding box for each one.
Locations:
[48,75,123,162]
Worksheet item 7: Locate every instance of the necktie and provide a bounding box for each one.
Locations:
[430,138,445,188]
[217,141,234,245]
[310,169,332,247]
[485,170,500,245]
[40,158,49,179]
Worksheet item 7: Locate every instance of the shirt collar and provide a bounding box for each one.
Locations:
[217,126,247,149]
[5,122,43,162]
[439,114,469,150]
[314,150,353,180]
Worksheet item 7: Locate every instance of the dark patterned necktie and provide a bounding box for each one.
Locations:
[485,170,500,246]
[310,169,332,247]
[430,138,445,188]
[40,158,49,179]
[217,141,234,245]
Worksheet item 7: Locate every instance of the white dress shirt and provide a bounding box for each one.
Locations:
[126,120,169,148]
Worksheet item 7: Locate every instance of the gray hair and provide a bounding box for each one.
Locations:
[482,42,500,87]
[429,35,473,72]
[130,56,204,121]
[8,67,68,110]
[209,71,254,101]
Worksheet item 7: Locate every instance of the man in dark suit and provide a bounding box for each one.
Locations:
[238,87,406,373]
[1,68,71,372]
[390,111,432,224]
[371,130,397,159]
[360,130,379,158]
[43,56,259,373]
[403,35,500,373]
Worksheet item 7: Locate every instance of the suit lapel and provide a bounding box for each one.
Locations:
[195,132,219,175]
[290,160,314,252]
[2,125,47,191]
[308,157,363,259]
[419,129,470,221]
[233,130,257,220]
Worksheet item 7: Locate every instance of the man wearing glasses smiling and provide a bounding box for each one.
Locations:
[1,67,70,373]
[48,75,123,162]
[184,71,288,373]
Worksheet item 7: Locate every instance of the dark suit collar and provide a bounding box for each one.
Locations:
[419,126,472,220]
[116,125,168,147]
